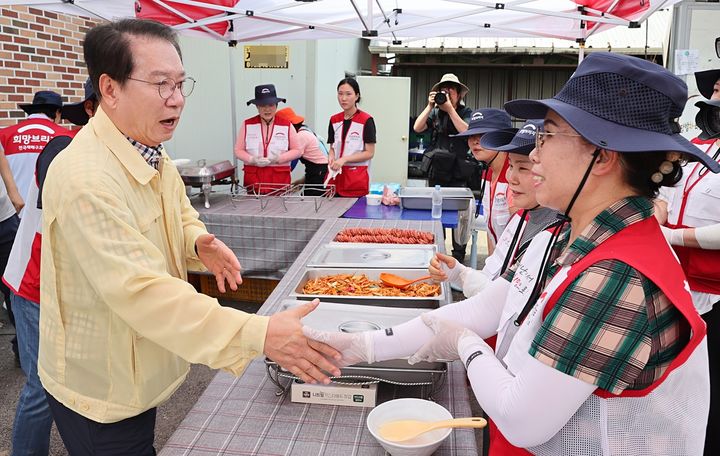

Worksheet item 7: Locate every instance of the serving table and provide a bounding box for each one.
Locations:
[160,219,478,455]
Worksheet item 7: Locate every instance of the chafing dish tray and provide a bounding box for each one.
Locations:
[268,300,447,386]
[398,186,474,211]
[307,243,437,269]
[290,268,445,309]
[177,159,236,186]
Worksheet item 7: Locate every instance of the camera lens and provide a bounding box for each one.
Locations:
[696,103,720,139]
[434,91,447,105]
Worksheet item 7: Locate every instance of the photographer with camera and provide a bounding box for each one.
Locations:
[414,74,473,261]
[656,68,720,455]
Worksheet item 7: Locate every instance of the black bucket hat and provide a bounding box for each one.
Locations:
[19,90,63,114]
[480,119,544,155]
[695,69,720,100]
[62,78,96,126]
[246,84,286,106]
[451,108,513,138]
[505,52,720,173]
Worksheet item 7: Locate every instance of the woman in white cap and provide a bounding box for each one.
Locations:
[306,52,716,455]
[430,120,557,299]
[657,68,720,455]
[234,84,301,193]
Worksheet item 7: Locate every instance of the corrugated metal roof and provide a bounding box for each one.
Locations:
[370,9,671,55]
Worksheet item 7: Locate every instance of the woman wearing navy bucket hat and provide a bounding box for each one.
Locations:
[234,84,301,194]
[304,52,716,455]
[656,68,720,455]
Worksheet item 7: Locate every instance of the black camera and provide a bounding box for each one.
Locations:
[434,91,447,105]
[696,100,720,140]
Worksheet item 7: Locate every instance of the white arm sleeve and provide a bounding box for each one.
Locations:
[459,339,596,449]
[372,278,510,362]
[695,223,720,249]
[461,269,491,298]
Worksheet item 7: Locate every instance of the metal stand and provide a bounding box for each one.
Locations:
[230,183,336,213]
[264,359,447,401]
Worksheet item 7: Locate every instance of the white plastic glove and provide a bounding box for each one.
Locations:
[660,225,685,246]
[407,314,482,364]
[302,326,374,367]
[428,252,464,286]
[250,156,271,167]
[474,213,487,231]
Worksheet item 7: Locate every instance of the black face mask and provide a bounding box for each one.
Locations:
[696,101,720,140]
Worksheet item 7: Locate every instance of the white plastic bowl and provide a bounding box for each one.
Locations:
[366,194,382,206]
[367,398,452,456]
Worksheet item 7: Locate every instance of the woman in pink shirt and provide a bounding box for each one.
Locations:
[277,107,328,195]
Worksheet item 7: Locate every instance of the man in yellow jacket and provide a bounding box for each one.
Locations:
[39,19,340,454]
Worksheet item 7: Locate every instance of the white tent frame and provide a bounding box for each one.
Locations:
[0,0,674,166]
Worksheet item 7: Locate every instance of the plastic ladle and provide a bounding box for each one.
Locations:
[379,417,487,442]
[379,272,432,289]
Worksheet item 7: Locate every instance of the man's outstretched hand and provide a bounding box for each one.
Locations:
[265,299,342,384]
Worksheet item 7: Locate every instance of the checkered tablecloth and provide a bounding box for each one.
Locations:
[193,193,357,280]
[160,219,478,456]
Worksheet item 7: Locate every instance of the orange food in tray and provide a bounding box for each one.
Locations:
[301,273,440,297]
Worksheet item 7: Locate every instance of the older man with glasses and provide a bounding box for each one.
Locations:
[38,19,340,455]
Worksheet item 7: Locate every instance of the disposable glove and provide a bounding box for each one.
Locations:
[302,326,374,367]
[408,314,483,364]
[660,225,684,246]
[250,156,271,167]
[474,213,487,231]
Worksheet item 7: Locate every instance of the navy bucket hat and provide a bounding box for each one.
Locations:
[19,90,63,114]
[695,69,720,100]
[480,119,544,155]
[247,84,286,106]
[505,52,720,173]
[451,108,513,138]
[62,78,96,126]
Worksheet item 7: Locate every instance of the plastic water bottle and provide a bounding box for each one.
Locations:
[418,137,424,153]
[431,185,443,219]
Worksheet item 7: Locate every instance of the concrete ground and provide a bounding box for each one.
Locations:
[0,233,488,455]
[0,300,258,456]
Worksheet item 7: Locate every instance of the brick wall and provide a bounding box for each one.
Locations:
[0,6,102,129]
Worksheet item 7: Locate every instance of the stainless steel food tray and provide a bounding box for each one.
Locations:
[398,186,474,211]
[177,159,236,186]
[306,243,437,269]
[268,300,448,386]
[290,268,445,309]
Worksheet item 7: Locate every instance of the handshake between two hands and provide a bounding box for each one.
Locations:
[300,312,489,369]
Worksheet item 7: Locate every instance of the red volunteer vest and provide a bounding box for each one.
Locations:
[328,110,372,197]
[663,137,720,294]
[242,115,292,194]
[490,217,705,455]
[484,157,511,247]
[0,118,73,202]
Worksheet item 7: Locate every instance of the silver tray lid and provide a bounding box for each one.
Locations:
[177,159,235,178]
[281,300,444,372]
[398,186,474,199]
[281,299,427,332]
[307,242,436,269]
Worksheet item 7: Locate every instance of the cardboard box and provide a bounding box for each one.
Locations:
[291,382,378,408]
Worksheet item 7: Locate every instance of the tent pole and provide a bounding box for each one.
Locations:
[228,40,239,173]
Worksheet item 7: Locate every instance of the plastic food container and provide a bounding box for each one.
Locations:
[367,398,453,456]
[366,194,382,206]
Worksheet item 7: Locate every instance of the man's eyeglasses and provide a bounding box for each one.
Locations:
[535,131,583,151]
[127,76,196,99]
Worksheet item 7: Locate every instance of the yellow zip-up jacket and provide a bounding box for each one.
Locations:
[39,107,268,423]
